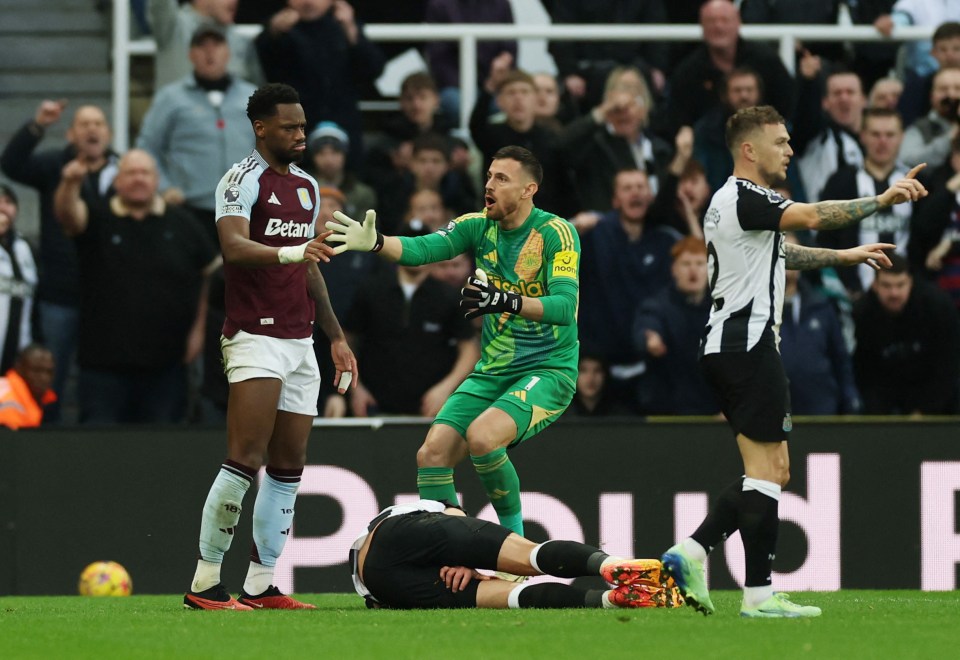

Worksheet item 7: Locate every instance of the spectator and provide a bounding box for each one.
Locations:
[306,121,377,220]
[256,0,385,169]
[819,108,913,296]
[547,0,670,111]
[869,77,905,109]
[0,344,56,430]
[663,0,796,135]
[900,67,960,170]
[558,66,672,212]
[432,251,473,289]
[53,149,219,424]
[577,169,680,411]
[148,0,263,88]
[780,235,860,415]
[632,236,717,415]
[565,349,628,417]
[376,133,476,233]
[740,0,843,62]
[342,222,479,417]
[532,72,578,132]
[649,156,711,239]
[384,72,454,144]
[793,66,867,202]
[853,253,960,414]
[0,184,39,373]
[0,100,118,423]
[874,1,960,90]
[899,22,960,125]
[136,25,257,245]
[423,0,517,126]
[406,188,450,232]
[911,135,960,306]
[470,67,576,217]
[693,66,763,192]
[849,0,900,91]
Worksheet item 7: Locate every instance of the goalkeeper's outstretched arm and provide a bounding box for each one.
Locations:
[325,210,462,265]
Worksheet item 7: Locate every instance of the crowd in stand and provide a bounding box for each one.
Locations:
[2,0,960,427]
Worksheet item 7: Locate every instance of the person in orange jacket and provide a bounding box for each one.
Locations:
[0,344,56,429]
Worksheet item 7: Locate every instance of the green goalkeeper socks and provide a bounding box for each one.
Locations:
[416,467,459,505]
[471,448,524,536]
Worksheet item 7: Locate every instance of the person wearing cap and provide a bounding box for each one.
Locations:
[341,219,478,417]
[307,121,377,222]
[0,185,40,374]
[256,0,385,169]
[147,0,263,88]
[0,100,117,423]
[137,24,257,244]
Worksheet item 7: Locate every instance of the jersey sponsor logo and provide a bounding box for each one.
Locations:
[551,250,578,278]
[265,218,312,238]
[268,192,281,205]
[222,204,242,215]
[297,188,313,210]
[488,273,543,298]
[223,184,241,203]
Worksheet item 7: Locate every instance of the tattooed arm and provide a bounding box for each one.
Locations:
[784,242,896,271]
[779,164,927,232]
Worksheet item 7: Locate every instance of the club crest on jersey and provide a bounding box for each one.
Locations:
[297,188,313,210]
[223,184,241,203]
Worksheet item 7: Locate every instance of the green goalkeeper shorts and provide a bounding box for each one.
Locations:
[433,370,575,446]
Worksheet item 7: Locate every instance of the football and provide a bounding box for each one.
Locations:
[78,561,133,597]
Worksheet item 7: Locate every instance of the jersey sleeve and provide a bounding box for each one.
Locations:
[215,169,260,222]
[396,213,485,266]
[736,183,794,232]
[539,217,581,326]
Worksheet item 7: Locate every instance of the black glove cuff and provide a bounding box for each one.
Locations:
[507,291,523,314]
[371,231,384,253]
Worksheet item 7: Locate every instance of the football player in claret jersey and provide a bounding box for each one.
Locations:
[659,106,925,618]
[184,83,358,611]
[326,145,579,553]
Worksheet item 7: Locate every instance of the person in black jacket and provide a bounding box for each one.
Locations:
[255,0,385,169]
[0,100,117,422]
[853,253,960,415]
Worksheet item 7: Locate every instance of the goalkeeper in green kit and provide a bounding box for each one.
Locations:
[326,145,579,540]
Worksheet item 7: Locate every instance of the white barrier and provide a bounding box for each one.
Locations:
[110,0,935,151]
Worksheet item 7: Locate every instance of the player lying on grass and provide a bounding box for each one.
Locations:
[349,500,683,610]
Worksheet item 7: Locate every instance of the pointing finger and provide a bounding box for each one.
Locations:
[905,163,926,179]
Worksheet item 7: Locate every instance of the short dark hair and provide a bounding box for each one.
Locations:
[0,182,17,207]
[495,69,536,95]
[934,21,960,43]
[492,145,543,185]
[861,107,903,129]
[401,71,437,96]
[879,252,910,276]
[725,105,785,152]
[724,66,764,99]
[412,133,450,160]
[246,84,300,123]
[679,158,706,182]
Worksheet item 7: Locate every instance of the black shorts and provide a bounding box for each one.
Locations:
[362,512,511,609]
[700,341,791,443]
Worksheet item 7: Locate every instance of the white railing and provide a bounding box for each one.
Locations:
[111,0,934,151]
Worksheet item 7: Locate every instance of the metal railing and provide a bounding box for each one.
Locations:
[110,0,934,151]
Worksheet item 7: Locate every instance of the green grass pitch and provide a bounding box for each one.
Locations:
[1,591,959,659]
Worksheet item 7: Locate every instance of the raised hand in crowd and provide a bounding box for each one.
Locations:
[332,0,359,44]
[34,99,68,129]
[268,7,300,35]
[484,51,514,94]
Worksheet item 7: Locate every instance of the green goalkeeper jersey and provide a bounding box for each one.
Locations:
[397,207,580,386]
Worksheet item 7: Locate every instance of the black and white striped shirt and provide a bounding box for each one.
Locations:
[701,177,793,355]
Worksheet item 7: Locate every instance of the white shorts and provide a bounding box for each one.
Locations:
[220,330,320,416]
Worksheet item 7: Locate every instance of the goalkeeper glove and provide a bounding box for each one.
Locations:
[325,209,383,254]
[460,268,522,319]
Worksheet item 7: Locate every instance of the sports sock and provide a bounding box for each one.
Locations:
[738,478,780,590]
[508,583,600,608]
[416,467,459,505]
[470,448,523,535]
[243,466,302,595]
[192,459,255,592]
[529,540,608,577]
[690,476,744,554]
